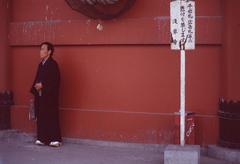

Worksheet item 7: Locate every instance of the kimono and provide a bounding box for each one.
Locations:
[30,56,62,144]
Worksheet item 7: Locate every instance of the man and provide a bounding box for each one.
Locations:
[30,42,62,147]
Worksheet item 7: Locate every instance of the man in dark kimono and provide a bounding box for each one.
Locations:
[31,42,62,147]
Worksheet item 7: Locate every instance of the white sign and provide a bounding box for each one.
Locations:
[170,0,195,50]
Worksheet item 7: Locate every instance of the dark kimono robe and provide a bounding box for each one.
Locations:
[31,57,62,144]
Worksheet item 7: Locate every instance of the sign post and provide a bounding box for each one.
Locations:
[170,0,195,146]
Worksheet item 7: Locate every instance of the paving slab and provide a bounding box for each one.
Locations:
[208,145,240,163]
[0,130,238,164]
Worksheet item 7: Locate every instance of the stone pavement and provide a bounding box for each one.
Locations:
[0,130,237,164]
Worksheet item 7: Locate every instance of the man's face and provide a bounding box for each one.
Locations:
[40,44,51,59]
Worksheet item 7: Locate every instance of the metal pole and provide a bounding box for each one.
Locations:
[180,49,186,146]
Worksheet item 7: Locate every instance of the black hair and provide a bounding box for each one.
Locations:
[40,42,54,56]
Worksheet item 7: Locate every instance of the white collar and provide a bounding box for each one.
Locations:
[42,56,50,65]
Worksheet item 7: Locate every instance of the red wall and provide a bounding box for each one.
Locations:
[8,0,225,145]
[0,0,10,90]
[221,0,240,100]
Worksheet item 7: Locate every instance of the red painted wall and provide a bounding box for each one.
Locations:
[7,0,227,145]
[221,0,240,100]
[0,0,10,90]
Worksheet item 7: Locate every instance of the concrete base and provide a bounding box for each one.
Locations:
[208,145,240,163]
[164,144,200,164]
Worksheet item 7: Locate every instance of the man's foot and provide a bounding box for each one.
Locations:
[49,141,62,147]
[35,140,44,146]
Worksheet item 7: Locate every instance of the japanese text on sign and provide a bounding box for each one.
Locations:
[170,0,195,50]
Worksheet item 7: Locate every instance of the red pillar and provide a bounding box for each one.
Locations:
[0,0,10,90]
[222,0,240,100]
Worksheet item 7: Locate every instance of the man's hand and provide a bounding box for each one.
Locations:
[34,83,43,91]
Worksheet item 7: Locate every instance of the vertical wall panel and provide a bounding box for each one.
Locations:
[0,0,10,90]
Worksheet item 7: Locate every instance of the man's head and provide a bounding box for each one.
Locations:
[40,42,54,59]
